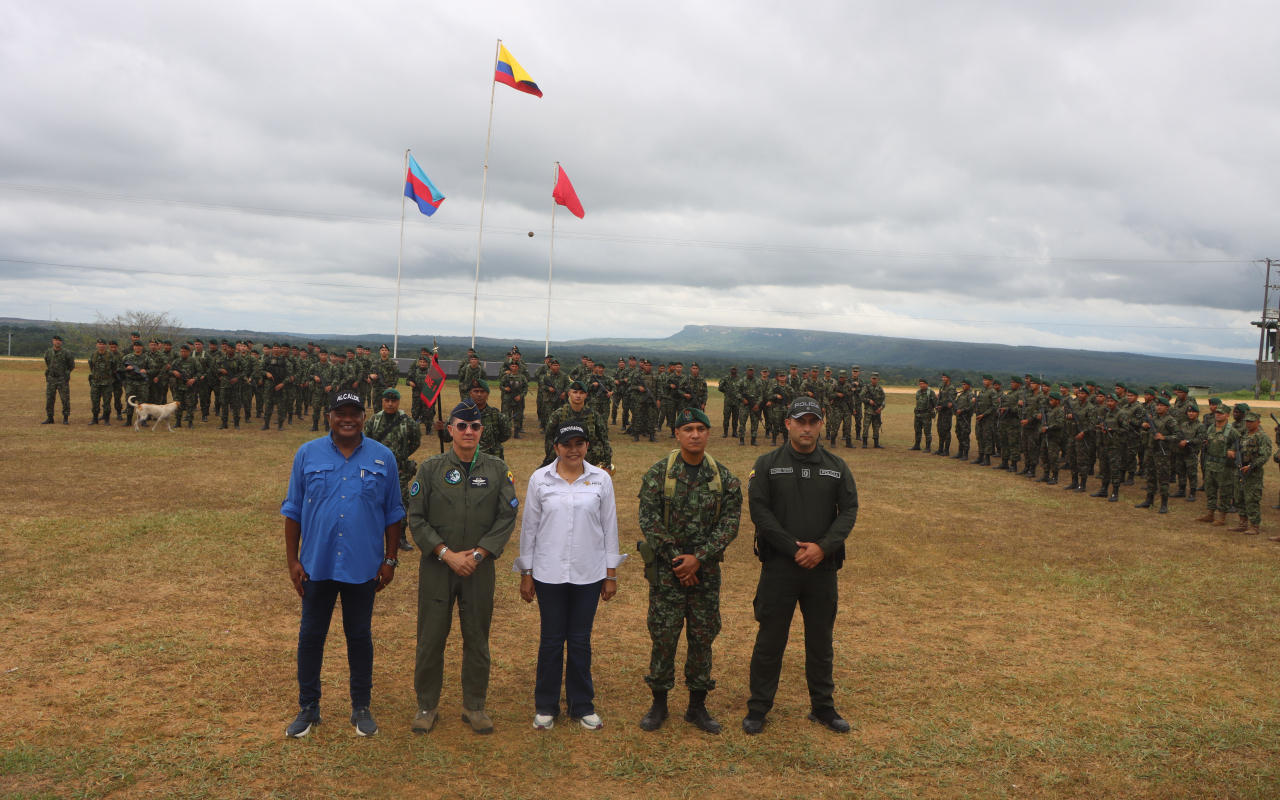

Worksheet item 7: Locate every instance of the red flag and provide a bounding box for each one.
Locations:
[420,354,447,409]
[552,165,584,219]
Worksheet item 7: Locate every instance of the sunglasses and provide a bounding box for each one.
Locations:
[453,421,483,432]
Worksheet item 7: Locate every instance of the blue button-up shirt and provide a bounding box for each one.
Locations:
[280,434,406,583]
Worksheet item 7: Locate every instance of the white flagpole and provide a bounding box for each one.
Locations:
[545,162,558,357]
[393,149,408,359]
[471,39,502,350]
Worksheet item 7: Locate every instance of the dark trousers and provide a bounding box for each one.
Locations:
[533,579,602,718]
[748,558,838,715]
[297,578,377,710]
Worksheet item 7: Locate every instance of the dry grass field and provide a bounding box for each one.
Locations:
[2,357,1280,799]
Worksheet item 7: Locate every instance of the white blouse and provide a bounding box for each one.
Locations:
[512,459,626,584]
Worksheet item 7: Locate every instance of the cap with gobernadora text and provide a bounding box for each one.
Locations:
[787,397,824,420]
[554,422,589,444]
[329,391,364,412]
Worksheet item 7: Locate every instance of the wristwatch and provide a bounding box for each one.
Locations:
[383,558,398,568]
[472,551,485,563]
[436,546,450,562]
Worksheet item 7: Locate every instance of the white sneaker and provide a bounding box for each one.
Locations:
[532,713,555,731]
[576,713,604,730]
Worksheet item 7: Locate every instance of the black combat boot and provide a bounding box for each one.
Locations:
[862,439,868,449]
[61,413,69,425]
[684,690,721,735]
[845,439,854,448]
[1135,492,1154,509]
[217,421,228,430]
[1076,476,1088,493]
[1064,474,1078,490]
[89,414,99,425]
[908,442,921,451]
[278,417,284,431]
[1037,468,1051,483]
[186,419,193,429]
[1008,459,1020,475]
[311,420,319,432]
[1157,496,1169,514]
[924,439,932,453]
[751,437,758,447]
[1172,484,1186,498]
[648,433,656,443]
[1090,484,1108,497]
[639,690,669,732]
[1186,486,1196,502]
[103,415,110,426]
[260,412,271,431]
[995,457,1008,470]
[41,414,54,424]
[398,522,414,552]
[1047,471,1058,485]
[739,436,746,446]
[1109,485,1120,502]
[632,434,641,442]
[873,439,884,449]
[1124,471,1135,486]
[722,430,728,438]
[970,452,984,464]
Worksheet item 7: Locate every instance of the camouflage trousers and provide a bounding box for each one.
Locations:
[935,412,952,450]
[955,415,971,452]
[827,408,852,442]
[1172,447,1194,487]
[241,382,255,419]
[536,394,547,430]
[220,382,244,423]
[590,399,610,427]
[1098,441,1123,487]
[262,386,282,422]
[645,578,722,692]
[978,415,997,455]
[295,382,307,418]
[1000,419,1021,459]
[1143,449,1171,497]
[722,400,740,437]
[89,383,112,419]
[611,392,623,424]
[740,407,762,441]
[123,381,148,417]
[1065,433,1090,474]
[1204,469,1233,512]
[852,409,863,439]
[504,399,525,435]
[1242,469,1264,524]
[913,414,933,448]
[312,388,329,430]
[630,402,658,436]
[173,386,196,424]
[861,414,883,444]
[620,396,633,429]
[45,379,70,417]
[1040,433,1064,474]
[113,382,124,415]
[150,378,167,405]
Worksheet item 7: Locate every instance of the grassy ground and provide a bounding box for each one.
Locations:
[2,358,1280,799]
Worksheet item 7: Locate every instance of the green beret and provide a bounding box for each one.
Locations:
[1024,373,1033,378]
[1245,411,1261,422]
[982,373,993,380]
[383,388,401,400]
[1010,375,1021,383]
[960,377,971,385]
[108,340,117,346]
[675,408,712,429]
[95,338,106,344]
[179,343,190,351]
[691,362,698,367]
[1114,381,1127,389]
[469,379,490,392]
[1187,404,1200,413]
[1048,391,1061,401]
[1085,381,1096,388]
[568,380,587,392]
[940,372,950,378]
[549,359,559,365]
[1172,383,1187,392]
[1209,397,1221,404]
[1235,403,1250,412]
[1146,386,1159,396]
[918,377,929,383]
[1155,396,1169,407]
[130,331,140,337]
[546,353,555,359]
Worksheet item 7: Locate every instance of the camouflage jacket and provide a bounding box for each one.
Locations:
[975,387,998,416]
[739,376,765,409]
[543,404,612,467]
[87,350,115,386]
[1203,421,1240,472]
[1042,403,1065,436]
[631,372,660,407]
[914,388,937,417]
[171,355,199,388]
[1239,429,1272,474]
[121,351,150,384]
[441,403,512,461]
[1177,419,1205,456]
[717,375,740,403]
[499,373,528,408]
[828,380,855,412]
[799,378,824,403]
[612,366,631,396]
[262,356,288,389]
[456,364,484,394]
[364,410,422,469]
[540,371,570,405]
[763,380,795,413]
[1144,411,1181,453]
[686,375,709,408]
[637,452,743,587]
[936,384,958,415]
[862,384,886,415]
[374,356,400,389]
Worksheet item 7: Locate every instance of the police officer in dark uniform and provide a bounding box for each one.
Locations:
[743,397,858,735]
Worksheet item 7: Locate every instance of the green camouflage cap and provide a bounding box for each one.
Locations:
[811,365,819,371]
[870,371,880,377]
[746,365,755,370]
[838,369,847,376]
[851,365,861,371]
[729,364,738,370]
[1245,411,1261,422]
[790,364,798,368]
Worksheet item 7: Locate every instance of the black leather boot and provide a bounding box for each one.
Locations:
[1108,486,1120,502]
[1076,477,1088,493]
[1135,493,1154,509]
[1172,484,1186,498]
[1064,474,1078,490]
[1157,497,1169,514]
[639,691,669,732]
[684,691,721,735]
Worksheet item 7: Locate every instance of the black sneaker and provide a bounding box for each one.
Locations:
[351,706,378,737]
[285,703,321,738]
[808,708,851,733]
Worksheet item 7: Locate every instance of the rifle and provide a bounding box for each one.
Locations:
[1141,408,1167,456]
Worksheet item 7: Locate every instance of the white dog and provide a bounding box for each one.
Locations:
[128,395,182,432]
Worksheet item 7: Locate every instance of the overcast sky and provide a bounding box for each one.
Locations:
[2,1,1277,359]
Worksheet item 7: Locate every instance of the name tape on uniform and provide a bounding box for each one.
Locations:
[770,467,793,475]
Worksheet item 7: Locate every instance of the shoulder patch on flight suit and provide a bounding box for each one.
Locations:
[409,480,420,496]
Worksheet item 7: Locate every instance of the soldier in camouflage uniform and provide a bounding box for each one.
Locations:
[539,361,570,430]
[587,363,613,423]
[861,373,886,448]
[718,366,741,439]
[1020,379,1043,477]
[261,344,287,430]
[374,344,400,396]
[610,358,628,425]
[42,335,75,425]
[630,360,661,442]
[543,380,613,468]
[308,350,334,432]
[1195,405,1241,526]
[738,366,765,447]
[827,370,855,447]
[663,362,686,437]
[910,378,936,451]
[997,377,1023,473]
[365,388,422,551]
[933,373,957,456]
[687,362,708,410]
[1227,412,1271,535]
[1091,394,1125,502]
[121,341,150,426]
[169,344,199,428]
[636,408,742,735]
[756,367,772,439]
[953,378,975,461]
[532,355,553,431]
[762,370,795,446]
[109,340,126,420]
[1035,392,1066,485]
[1062,387,1095,492]
[436,379,512,461]
[405,352,428,423]
[499,361,529,438]
[86,338,115,426]
[1175,405,1205,503]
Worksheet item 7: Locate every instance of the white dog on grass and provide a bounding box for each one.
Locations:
[128,396,182,432]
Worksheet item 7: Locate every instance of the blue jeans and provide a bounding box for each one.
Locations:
[533,579,602,718]
[297,578,377,710]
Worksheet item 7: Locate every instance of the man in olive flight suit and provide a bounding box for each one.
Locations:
[407,399,519,736]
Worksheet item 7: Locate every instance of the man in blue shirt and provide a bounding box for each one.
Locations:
[280,390,405,739]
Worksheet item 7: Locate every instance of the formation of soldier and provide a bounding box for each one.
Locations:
[717,363,886,448]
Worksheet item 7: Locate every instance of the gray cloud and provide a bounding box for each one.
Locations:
[1,0,1277,356]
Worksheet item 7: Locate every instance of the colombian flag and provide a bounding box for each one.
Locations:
[495,44,542,97]
[404,155,445,217]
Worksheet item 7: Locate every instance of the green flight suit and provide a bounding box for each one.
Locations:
[407,449,518,712]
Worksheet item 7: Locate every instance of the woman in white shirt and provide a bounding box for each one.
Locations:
[514,421,625,731]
